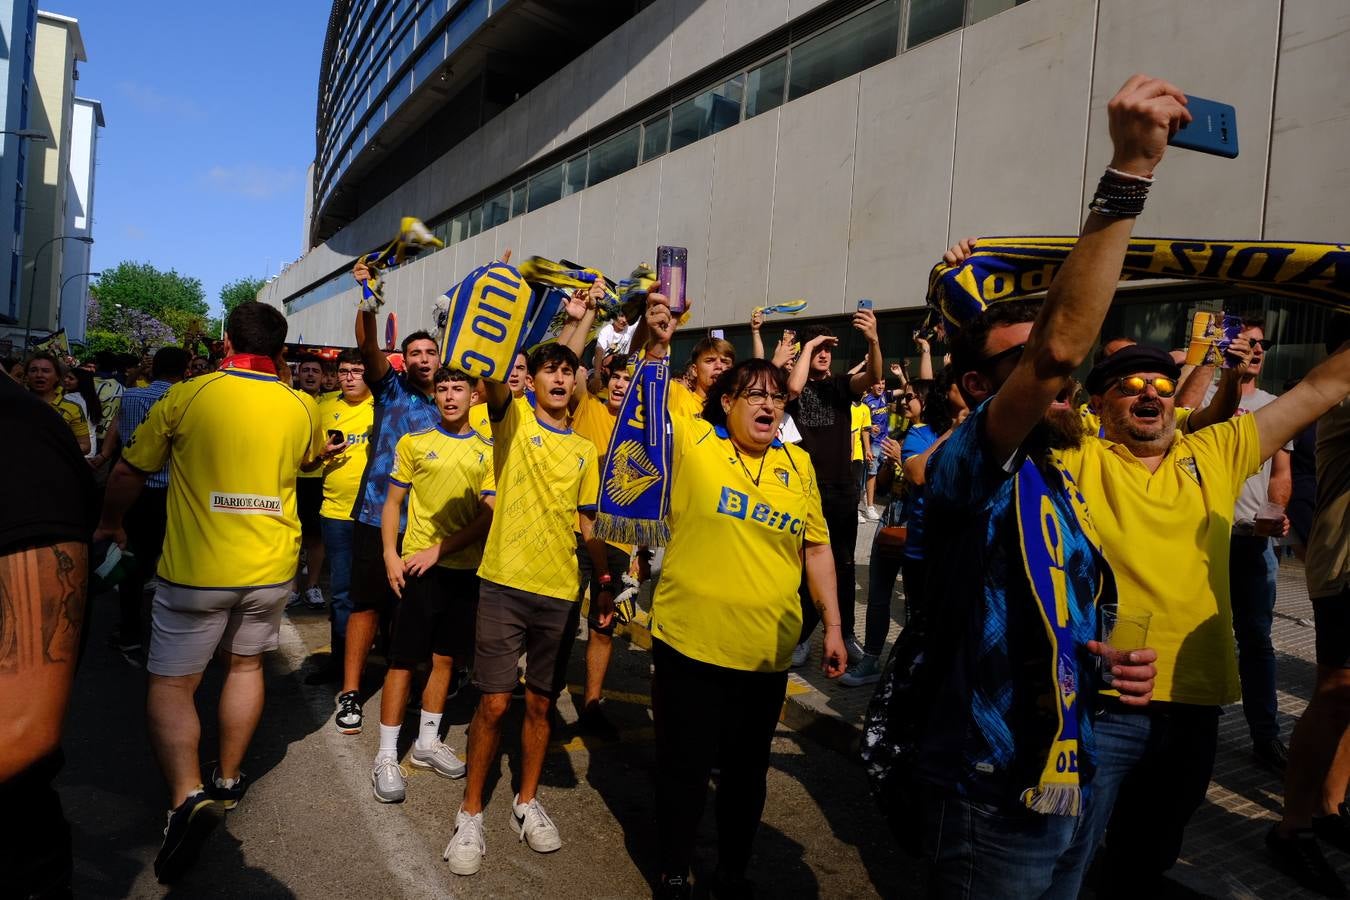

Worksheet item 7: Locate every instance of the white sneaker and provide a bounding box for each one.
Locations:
[444,807,485,875]
[511,793,562,853]
[304,586,326,609]
[285,590,303,609]
[371,757,407,803]
[857,510,866,524]
[410,740,466,779]
[790,640,811,668]
[865,505,881,521]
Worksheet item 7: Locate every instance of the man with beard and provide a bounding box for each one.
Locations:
[336,262,444,735]
[914,74,1182,896]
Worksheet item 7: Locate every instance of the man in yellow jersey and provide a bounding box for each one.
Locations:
[668,336,734,420]
[25,353,90,454]
[370,368,495,804]
[849,399,871,525]
[319,359,340,396]
[568,352,637,739]
[290,355,329,610]
[444,343,611,877]
[305,349,374,685]
[94,302,325,884]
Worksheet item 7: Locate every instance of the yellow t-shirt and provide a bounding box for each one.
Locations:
[1054,414,1261,705]
[668,381,705,420]
[470,401,491,439]
[296,390,327,479]
[478,398,601,602]
[317,393,375,520]
[122,370,324,589]
[650,418,829,672]
[390,425,496,570]
[850,402,870,462]
[570,391,633,555]
[50,391,89,443]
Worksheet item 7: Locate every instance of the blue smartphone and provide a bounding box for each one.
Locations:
[1169,95,1238,158]
[857,299,874,311]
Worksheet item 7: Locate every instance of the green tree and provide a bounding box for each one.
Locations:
[89,261,209,347]
[220,276,266,321]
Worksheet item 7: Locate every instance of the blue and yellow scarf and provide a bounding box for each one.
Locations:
[357,217,443,312]
[594,358,672,546]
[925,237,1350,334]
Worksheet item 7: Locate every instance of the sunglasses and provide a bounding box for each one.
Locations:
[1252,338,1274,351]
[1111,375,1177,398]
[977,342,1026,371]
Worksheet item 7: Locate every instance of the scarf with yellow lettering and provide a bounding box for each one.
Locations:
[439,261,536,382]
[925,237,1350,334]
[1012,454,1115,816]
[357,217,444,312]
[594,358,672,546]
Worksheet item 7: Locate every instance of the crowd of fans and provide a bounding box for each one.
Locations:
[3,74,1349,900]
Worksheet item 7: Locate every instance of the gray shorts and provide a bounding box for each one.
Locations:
[147,582,289,677]
[473,579,580,698]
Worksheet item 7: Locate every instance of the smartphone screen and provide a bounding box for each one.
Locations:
[657,246,688,315]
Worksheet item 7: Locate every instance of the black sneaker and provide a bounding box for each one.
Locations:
[578,703,621,741]
[206,767,248,810]
[654,874,692,899]
[1267,825,1347,897]
[335,690,363,734]
[1254,736,1289,774]
[154,789,218,884]
[1315,804,1350,855]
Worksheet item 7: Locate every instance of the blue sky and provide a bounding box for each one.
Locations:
[49,0,330,316]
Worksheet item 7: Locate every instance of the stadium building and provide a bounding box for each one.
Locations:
[263,0,1349,386]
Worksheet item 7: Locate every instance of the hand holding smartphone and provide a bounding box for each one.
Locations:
[1168,95,1238,158]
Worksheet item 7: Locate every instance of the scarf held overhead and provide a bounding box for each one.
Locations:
[439,262,536,382]
[925,237,1350,334]
[594,358,672,547]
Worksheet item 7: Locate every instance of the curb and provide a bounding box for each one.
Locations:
[780,672,864,759]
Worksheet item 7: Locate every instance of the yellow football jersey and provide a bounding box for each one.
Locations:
[390,425,496,570]
[317,393,375,520]
[50,391,89,443]
[668,380,705,421]
[478,398,600,602]
[122,371,323,589]
[650,418,829,672]
[850,402,870,462]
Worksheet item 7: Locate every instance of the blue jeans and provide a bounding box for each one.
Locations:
[920,783,1090,899]
[1229,534,1279,743]
[1067,701,1219,897]
[862,536,905,655]
[320,516,355,640]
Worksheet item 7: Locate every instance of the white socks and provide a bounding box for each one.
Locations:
[376,723,400,764]
[418,710,443,749]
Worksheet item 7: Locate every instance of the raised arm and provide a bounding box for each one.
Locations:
[915,337,934,381]
[1181,335,1254,432]
[788,334,832,400]
[1253,340,1350,462]
[352,262,391,384]
[984,75,1189,462]
[847,309,883,397]
[750,308,765,359]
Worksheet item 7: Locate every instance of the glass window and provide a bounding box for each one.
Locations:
[412,33,444,88]
[669,76,745,152]
[527,165,563,211]
[790,1,899,99]
[417,0,445,41]
[468,205,484,237]
[483,190,510,229]
[510,182,528,217]
[387,70,411,111]
[745,55,786,118]
[588,126,639,186]
[433,219,450,245]
[563,154,587,196]
[905,0,963,48]
[641,113,669,162]
[389,23,415,73]
[449,211,471,244]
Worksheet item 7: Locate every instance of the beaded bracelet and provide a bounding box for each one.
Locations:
[1088,167,1154,218]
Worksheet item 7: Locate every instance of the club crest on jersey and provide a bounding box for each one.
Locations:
[774,467,789,487]
[716,487,804,534]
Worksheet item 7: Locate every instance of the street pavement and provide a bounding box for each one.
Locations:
[59,581,908,898]
[56,527,1344,898]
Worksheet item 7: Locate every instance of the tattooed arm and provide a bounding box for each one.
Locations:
[0,541,88,781]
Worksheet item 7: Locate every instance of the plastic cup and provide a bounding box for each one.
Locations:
[1099,604,1151,686]
[1253,501,1285,538]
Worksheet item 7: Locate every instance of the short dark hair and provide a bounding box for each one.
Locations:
[225,301,288,358]
[689,337,735,365]
[336,348,363,366]
[26,350,63,375]
[296,354,323,370]
[151,346,190,379]
[94,350,120,371]
[605,353,631,380]
[949,299,1042,376]
[1241,315,1266,331]
[528,343,580,375]
[433,367,474,386]
[802,325,834,343]
[702,359,790,429]
[401,330,437,355]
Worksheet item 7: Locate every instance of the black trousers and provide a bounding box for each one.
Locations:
[651,639,788,880]
[798,483,859,642]
[117,487,168,639]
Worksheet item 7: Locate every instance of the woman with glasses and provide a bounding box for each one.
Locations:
[649,358,847,899]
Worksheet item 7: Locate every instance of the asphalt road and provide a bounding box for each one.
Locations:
[58,590,911,898]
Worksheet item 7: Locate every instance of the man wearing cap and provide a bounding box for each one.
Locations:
[1060,331,1350,892]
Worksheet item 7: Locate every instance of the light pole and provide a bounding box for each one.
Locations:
[57,269,100,337]
[23,234,93,344]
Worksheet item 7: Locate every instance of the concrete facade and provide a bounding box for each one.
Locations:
[58,95,102,344]
[268,0,1350,346]
[0,0,39,330]
[16,10,84,342]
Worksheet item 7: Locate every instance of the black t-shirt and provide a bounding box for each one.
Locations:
[0,376,98,554]
[787,372,858,487]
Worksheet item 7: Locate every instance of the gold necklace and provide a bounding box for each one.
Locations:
[732,444,768,486]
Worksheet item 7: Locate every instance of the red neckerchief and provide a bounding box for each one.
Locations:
[218,354,277,374]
